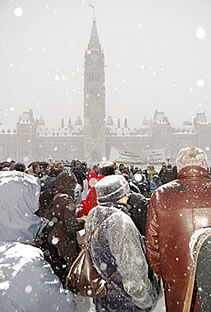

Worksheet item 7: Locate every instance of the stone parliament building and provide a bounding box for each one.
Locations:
[1,19,211,166]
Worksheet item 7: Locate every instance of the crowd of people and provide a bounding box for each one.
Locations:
[0,146,210,311]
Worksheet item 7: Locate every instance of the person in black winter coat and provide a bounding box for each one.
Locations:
[40,160,64,192]
[159,163,175,184]
[36,170,84,287]
[71,160,86,191]
[123,173,148,236]
[127,191,148,236]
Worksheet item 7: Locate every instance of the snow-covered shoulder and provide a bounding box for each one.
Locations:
[154,180,180,200]
[0,241,43,279]
[0,171,39,186]
[0,241,76,311]
[189,227,211,262]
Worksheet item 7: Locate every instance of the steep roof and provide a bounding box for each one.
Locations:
[88,19,101,50]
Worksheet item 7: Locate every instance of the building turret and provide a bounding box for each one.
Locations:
[16,109,36,162]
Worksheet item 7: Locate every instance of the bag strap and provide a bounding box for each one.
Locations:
[47,192,62,210]
[87,214,119,283]
[65,248,85,288]
[65,213,119,290]
[87,214,111,247]
[105,271,119,283]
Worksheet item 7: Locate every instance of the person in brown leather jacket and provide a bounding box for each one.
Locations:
[145,146,211,312]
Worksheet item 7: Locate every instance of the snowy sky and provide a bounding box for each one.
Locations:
[0,0,211,129]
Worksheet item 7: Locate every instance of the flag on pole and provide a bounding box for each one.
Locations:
[89,4,94,9]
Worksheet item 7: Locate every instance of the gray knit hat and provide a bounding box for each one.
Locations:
[96,175,130,203]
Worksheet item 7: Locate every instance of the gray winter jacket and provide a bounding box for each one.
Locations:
[85,203,158,312]
[0,171,75,312]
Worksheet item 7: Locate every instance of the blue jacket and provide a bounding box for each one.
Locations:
[85,203,158,312]
[150,175,162,193]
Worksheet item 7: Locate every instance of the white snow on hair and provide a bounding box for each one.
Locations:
[176,146,207,172]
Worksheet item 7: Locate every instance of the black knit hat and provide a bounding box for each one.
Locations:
[96,175,130,203]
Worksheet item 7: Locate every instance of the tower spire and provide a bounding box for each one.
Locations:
[88,17,101,50]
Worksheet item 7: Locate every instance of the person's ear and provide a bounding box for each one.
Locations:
[203,160,207,170]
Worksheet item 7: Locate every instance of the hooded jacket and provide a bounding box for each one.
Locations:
[146,166,211,312]
[150,175,162,193]
[0,171,75,312]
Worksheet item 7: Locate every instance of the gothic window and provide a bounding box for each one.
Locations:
[88,72,93,81]
[88,72,100,82]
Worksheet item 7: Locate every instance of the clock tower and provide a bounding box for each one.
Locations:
[83,18,106,163]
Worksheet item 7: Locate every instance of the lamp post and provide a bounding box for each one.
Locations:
[166,155,171,165]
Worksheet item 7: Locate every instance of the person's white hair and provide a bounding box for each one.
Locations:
[176,146,207,172]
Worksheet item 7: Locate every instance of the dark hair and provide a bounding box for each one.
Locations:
[100,166,115,176]
[32,162,40,171]
[39,161,49,170]
[0,160,15,171]
[14,162,26,172]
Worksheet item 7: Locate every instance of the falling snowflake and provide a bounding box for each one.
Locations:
[24,156,29,163]
[52,236,59,245]
[14,7,23,17]
[196,79,205,88]
[195,27,206,40]
[54,75,60,81]
[100,262,107,270]
[25,285,32,294]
